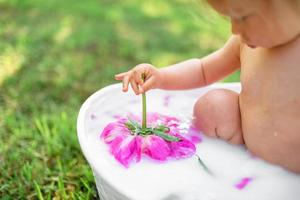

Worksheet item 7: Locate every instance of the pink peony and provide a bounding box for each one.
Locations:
[100,113,202,168]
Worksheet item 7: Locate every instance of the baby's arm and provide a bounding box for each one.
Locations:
[159,35,241,90]
[115,35,241,94]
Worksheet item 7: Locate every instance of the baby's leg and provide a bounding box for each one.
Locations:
[193,89,244,144]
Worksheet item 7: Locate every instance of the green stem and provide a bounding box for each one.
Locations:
[142,93,147,129]
[141,74,147,129]
[195,154,213,176]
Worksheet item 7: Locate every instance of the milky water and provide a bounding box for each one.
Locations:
[79,83,300,200]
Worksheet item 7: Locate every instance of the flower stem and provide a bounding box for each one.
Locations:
[142,93,147,129]
[141,74,147,129]
[195,154,213,176]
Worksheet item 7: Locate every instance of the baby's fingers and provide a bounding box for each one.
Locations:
[115,71,132,92]
[140,76,155,93]
[114,72,127,81]
[122,75,130,92]
[132,70,144,85]
[130,80,140,95]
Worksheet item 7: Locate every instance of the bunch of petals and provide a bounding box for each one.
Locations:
[101,112,202,168]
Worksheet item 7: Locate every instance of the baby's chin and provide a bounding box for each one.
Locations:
[247,43,276,49]
[242,39,257,48]
[247,44,257,49]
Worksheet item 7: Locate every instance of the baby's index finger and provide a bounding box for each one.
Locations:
[114,72,126,80]
[114,76,123,81]
[122,75,130,92]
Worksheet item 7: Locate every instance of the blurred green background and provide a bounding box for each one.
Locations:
[0,0,239,199]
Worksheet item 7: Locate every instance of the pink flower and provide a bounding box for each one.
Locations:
[101,113,202,168]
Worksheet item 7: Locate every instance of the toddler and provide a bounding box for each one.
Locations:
[115,0,300,173]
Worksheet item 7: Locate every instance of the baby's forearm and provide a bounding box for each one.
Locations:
[158,58,207,90]
[157,36,241,90]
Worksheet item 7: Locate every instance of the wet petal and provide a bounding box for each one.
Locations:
[147,113,162,127]
[161,115,180,127]
[109,134,126,155]
[143,135,170,161]
[127,113,141,123]
[235,177,253,190]
[169,137,196,159]
[147,112,161,123]
[135,135,143,162]
[185,126,202,144]
[101,121,129,143]
[163,95,171,107]
[113,136,138,168]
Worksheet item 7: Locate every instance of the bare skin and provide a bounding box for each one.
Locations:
[115,0,300,173]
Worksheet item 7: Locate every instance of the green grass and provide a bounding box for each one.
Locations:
[0,0,238,199]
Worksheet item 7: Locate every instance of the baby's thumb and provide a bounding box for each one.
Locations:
[139,76,155,93]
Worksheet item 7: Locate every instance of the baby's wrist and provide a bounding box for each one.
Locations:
[156,69,166,89]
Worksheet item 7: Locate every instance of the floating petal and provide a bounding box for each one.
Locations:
[235,177,253,190]
[143,135,170,161]
[169,136,196,159]
[113,136,138,168]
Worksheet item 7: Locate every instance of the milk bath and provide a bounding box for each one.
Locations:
[77,83,300,200]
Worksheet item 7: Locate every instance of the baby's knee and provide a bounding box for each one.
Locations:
[193,89,243,144]
[193,89,240,125]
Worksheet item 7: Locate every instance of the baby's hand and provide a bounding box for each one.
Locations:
[115,63,162,95]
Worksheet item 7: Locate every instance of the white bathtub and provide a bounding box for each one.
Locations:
[77,83,300,200]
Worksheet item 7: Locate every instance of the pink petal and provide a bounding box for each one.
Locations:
[147,112,161,123]
[162,116,180,127]
[168,137,196,159]
[113,136,138,168]
[101,120,139,167]
[163,95,171,107]
[112,114,123,119]
[109,134,126,155]
[101,122,129,143]
[235,177,253,190]
[127,113,141,122]
[185,126,202,144]
[135,135,143,162]
[147,113,163,127]
[146,113,180,128]
[143,135,170,161]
